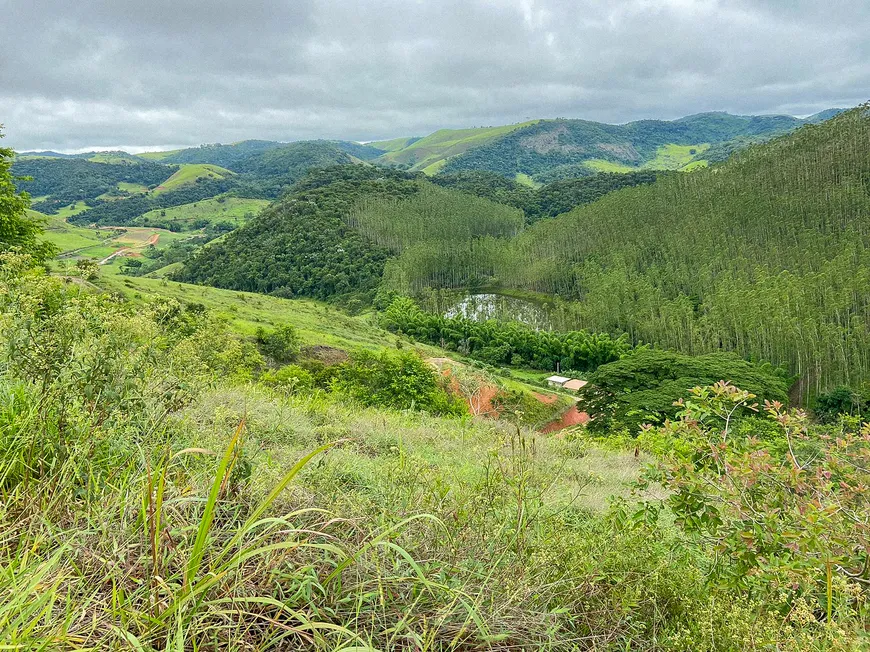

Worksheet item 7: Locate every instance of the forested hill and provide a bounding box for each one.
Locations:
[175,166,419,301]
[13,140,362,226]
[435,111,840,182]
[494,105,870,399]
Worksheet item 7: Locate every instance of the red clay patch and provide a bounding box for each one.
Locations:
[532,391,559,404]
[541,405,590,434]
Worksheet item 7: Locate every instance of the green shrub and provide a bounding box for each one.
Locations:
[260,364,314,394]
[333,349,466,415]
[256,324,301,363]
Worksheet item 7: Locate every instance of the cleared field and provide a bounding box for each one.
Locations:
[152,163,234,195]
[367,136,420,152]
[136,196,270,228]
[420,159,447,175]
[53,201,91,219]
[86,152,146,164]
[514,172,540,188]
[117,181,149,193]
[641,143,710,170]
[680,159,710,171]
[37,211,110,253]
[136,149,182,161]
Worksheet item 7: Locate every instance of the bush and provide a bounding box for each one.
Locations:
[640,382,870,626]
[256,324,301,363]
[260,364,314,394]
[814,385,868,423]
[333,349,466,415]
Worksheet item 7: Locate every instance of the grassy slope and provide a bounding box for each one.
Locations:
[642,143,710,170]
[583,159,635,173]
[98,271,576,422]
[583,143,711,174]
[136,149,183,161]
[99,271,402,350]
[367,136,419,152]
[136,197,270,228]
[86,152,146,164]
[117,181,149,193]
[378,121,539,172]
[52,201,92,219]
[152,163,234,195]
[37,211,109,252]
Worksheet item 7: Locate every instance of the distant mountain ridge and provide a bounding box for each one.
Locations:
[434,110,845,182]
[18,108,843,182]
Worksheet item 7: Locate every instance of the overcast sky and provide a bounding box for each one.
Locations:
[1,0,868,152]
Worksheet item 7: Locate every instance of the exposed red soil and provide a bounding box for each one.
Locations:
[540,404,590,434]
[427,358,587,429]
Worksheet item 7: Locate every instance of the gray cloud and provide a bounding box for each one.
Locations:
[1,0,868,151]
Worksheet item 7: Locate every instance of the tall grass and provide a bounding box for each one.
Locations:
[0,256,860,650]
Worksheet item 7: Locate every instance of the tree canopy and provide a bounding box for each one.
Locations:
[0,129,56,263]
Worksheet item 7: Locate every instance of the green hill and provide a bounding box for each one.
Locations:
[12,158,174,212]
[438,112,822,182]
[176,166,416,301]
[135,196,270,230]
[367,136,421,152]
[152,163,235,195]
[376,121,540,172]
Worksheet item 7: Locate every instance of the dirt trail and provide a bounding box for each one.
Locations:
[99,248,132,265]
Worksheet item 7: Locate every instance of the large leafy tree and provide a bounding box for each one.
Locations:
[0,127,56,263]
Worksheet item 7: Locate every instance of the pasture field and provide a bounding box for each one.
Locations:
[583,158,636,173]
[52,201,91,219]
[135,148,182,160]
[514,172,540,187]
[136,196,270,228]
[367,136,421,152]
[152,163,234,195]
[641,143,710,170]
[37,211,110,252]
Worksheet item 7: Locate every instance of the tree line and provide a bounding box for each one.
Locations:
[383,296,630,372]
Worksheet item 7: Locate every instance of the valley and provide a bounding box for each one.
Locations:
[3,102,870,650]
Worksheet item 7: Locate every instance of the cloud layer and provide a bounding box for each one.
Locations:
[2,0,868,151]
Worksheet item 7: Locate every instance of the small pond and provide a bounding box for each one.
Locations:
[443,293,554,330]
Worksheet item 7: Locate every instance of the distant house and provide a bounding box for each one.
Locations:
[545,375,588,392]
[545,375,571,388]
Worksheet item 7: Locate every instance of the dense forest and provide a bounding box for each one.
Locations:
[14,157,173,205]
[431,169,663,222]
[492,106,870,399]
[176,166,417,301]
[384,296,630,371]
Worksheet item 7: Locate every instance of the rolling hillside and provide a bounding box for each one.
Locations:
[438,111,831,182]
[151,163,235,195]
[375,121,540,173]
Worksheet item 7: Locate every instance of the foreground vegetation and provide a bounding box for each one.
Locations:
[2,132,870,648]
[3,253,868,650]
